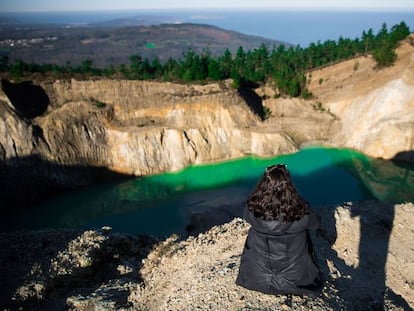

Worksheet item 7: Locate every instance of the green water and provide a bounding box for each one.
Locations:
[4,147,414,237]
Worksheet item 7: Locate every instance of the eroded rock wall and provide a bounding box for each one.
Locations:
[308,36,414,161]
[0,78,299,204]
[37,79,297,176]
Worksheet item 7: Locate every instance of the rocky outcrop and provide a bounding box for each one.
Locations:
[328,77,414,161]
[11,80,294,170]
[42,79,298,175]
[0,84,38,159]
[1,201,413,310]
[0,227,157,310]
[130,201,414,311]
[307,35,414,161]
[0,78,299,204]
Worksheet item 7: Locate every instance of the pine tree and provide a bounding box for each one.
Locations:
[373,38,397,67]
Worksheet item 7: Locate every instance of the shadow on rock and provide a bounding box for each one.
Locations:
[313,201,412,310]
[0,228,157,310]
[237,80,266,120]
[1,79,49,119]
[392,150,414,165]
[0,154,133,214]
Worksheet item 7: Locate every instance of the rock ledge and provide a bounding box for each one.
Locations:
[1,201,413,310]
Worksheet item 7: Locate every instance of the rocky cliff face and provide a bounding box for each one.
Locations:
[307,35,414,161]
[245,38,414,163]
[1,36,414,203]
[39,79,298,175]
[0,78,299,203]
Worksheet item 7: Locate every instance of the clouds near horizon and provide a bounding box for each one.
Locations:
[1,0,414,12]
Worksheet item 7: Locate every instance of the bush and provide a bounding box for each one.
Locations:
[353,62,360,71]
[301,89,313,99]
[263,106,272,120]
[373,41,397,68]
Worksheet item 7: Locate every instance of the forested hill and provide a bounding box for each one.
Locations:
[1,21,410,99]
[0,23,286,67]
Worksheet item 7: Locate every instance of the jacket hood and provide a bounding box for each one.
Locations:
[243,206,310,235]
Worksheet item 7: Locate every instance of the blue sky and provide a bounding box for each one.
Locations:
[1,0,414,12]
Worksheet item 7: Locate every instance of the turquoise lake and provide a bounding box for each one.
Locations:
[5,147,414,237]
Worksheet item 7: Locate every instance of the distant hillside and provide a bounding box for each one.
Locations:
[0,23,287,67]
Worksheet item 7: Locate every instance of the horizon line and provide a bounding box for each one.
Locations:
[2,7,414,14]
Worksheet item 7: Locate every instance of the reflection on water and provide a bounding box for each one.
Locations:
[3,147,414,237]
[350,156,414,203]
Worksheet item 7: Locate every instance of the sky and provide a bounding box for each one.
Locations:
[1,0,414,12]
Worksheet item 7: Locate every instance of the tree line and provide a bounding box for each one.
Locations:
[0,22,410,98]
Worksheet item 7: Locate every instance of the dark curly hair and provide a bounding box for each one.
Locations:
[246,164,310,222]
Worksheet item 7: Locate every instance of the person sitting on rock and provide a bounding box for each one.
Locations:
[236,164,322,298]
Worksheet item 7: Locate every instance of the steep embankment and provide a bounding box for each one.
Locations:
[307,34,414,161]
[39,79,298,174]
[0,78,299,204]
[256,35,414,162]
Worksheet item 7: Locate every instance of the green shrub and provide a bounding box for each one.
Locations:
[353,61,360,71]
[373,43,397,68]
[263,106,272,120]
[312,101,325,111]
[301,89,313,100]
[94,101,106,108]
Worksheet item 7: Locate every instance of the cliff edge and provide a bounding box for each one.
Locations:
[1,201,413,310]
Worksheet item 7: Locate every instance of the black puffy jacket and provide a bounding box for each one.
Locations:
[236,206,321,297]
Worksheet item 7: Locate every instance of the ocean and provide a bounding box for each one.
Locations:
[1,9,413,47]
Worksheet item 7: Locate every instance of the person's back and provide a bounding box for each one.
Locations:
[236,164,322,298]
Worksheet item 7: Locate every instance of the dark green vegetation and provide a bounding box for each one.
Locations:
[0,22,411,98]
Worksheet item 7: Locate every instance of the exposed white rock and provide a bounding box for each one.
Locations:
[328,78,414,159]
